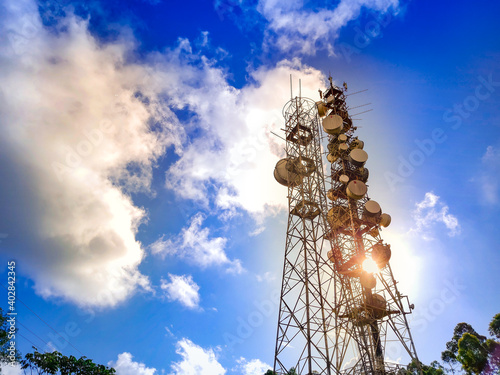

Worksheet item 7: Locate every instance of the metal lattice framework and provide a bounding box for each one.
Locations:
[272,78,422,375]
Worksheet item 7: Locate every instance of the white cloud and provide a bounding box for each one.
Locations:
[109,352,157,375]
[0,364,23,375]
[249,226,266,236]
[165,325,176,338]
[415,191,439,210]
[477,145,500,205]
[0,0,193,307]
[256,271,276,283]
[164,58,326,221]
[161,274,201,309]
[236,357,272,375]
[410,192,460,239]
[254,0,399,55]
[170,338,226,375]
[225,259,245,275]
[150,213,243,273]
[150,236,177,258]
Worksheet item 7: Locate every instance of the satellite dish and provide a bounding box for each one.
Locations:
[379,213,391,227]
[327,153,338,163]
[372,243,391,269]
[338,143,349,152]
[349,149,368,167]
[358,167,369,182]
[339,174,349,184]
[323,114,343,135]
[346,180,367,200]
[316,101,327,117]
[363,200,381,220]
[350,137,364,150]
[274,158,303,187]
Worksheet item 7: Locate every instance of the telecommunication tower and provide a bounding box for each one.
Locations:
[272,77,421,375]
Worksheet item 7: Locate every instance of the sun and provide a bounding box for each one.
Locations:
[362,257,379,274]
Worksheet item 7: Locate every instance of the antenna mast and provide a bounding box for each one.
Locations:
[272,77,422,375]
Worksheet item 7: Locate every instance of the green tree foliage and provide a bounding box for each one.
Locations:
[405,358,445,375]
[441,314,500,375]
[483,338,500,375]
[0,307,115,374]
[441,323,486,366]
[489,314,500,340]
[21,350,116,374]
[456,333,489,374]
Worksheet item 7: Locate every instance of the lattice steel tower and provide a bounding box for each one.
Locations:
[272,77,421,375]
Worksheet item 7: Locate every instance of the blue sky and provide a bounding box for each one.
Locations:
[0,0,499,374]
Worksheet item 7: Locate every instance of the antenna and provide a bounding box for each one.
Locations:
[290,74,293,100]
[348,103,372,110]
[270,131,286,142]
[299,79,302,99]
[351,108,373,117]
[346,88,368,96]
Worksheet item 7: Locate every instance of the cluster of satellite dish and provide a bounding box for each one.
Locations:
[272,81,419,374]
[273,87,394,294]
[322,113,391,230]
[317,89,397,328]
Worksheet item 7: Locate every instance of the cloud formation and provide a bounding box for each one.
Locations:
[161,274,201,309]
[0,364,23,375]
[0,0,190,307]
[256,271,276,283]
[262,0,399,55]
[236,357,272,375]
[170,338,226,375]
[217,0,399,55]
[164,58,326,220]
[150,213,243,273]
[477,145,500,205]
[410,192,460,239]
[109,352,157,375]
